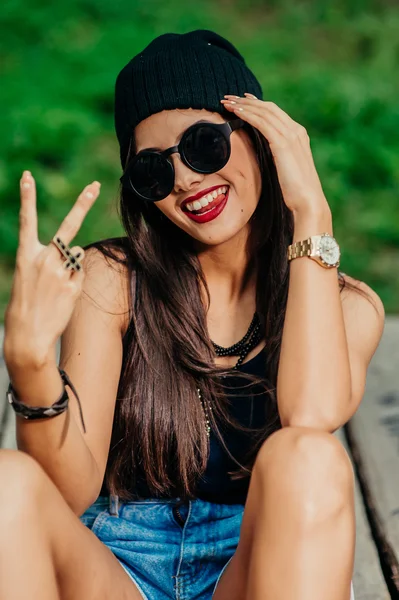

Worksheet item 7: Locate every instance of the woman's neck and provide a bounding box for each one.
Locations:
[196,228,254,305]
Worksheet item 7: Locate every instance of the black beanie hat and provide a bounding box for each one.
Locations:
[114,29,263,169]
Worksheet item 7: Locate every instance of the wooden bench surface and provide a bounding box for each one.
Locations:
[346,316,399,596]
[335,427,389,598]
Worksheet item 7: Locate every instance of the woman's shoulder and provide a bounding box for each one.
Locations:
[82,236,133,337]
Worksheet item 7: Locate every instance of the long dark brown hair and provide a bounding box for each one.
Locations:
[84,118,373,501]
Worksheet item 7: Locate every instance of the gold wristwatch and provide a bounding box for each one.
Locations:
[287,233,341,268]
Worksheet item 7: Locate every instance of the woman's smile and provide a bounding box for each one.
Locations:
[181,187,230,223]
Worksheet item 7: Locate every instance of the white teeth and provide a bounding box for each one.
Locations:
[184,186,228,212]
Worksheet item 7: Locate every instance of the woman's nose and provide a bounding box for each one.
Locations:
[171,153,204,193]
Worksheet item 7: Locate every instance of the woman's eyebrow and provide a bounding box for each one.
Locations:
[139,119,211,152]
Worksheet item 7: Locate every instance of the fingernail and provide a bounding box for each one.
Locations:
[93,181,101,187]
[23,170,31,177]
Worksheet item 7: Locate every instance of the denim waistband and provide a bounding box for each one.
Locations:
[97,494,188,517]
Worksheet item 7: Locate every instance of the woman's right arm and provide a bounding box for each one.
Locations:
[3,172,129,517]
[8,248,128,516]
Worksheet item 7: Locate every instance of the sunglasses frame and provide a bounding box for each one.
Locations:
[120,118,246,202]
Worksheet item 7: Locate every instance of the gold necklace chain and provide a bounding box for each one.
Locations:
[197,387,212,438]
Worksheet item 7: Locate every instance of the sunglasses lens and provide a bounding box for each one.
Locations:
[183,125,229,172]
[128,153,174,201]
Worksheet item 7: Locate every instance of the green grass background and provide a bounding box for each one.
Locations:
[1,0,398,317]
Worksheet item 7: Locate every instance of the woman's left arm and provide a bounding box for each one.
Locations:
[221,94,386,431]
[278,206,385,431]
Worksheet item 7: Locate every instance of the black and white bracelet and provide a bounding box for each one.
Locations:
[6,368,86,433]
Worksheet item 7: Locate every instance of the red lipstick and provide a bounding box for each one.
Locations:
[181,185,228,209]
[183,189,229,224]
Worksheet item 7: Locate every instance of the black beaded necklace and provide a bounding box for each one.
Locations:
[198,312,263,437]
[212,311,263,369]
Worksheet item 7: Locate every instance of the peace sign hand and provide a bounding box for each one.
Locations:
[3,171,101,370]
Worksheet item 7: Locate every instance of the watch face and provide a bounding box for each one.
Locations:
[319,235,340,266]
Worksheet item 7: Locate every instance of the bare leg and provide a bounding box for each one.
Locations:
[1,489,60,600]
[244,427,355,600]
[0,449,144,600]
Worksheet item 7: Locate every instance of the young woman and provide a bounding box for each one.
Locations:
[1,30,385,600]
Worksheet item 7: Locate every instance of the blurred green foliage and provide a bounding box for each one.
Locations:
[1,0,398,316]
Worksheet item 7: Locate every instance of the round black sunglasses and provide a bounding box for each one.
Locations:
[119,118,246,202]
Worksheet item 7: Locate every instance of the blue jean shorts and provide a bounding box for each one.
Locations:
[80,494,356,600]
[79,493,244,599]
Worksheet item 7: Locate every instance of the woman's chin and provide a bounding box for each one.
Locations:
[190,221,252,247]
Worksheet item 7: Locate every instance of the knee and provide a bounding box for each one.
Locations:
[0,449,48,518]
[253,426,355,521]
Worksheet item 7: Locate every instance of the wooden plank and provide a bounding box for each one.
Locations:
[348,315,399,596]
[0,332,17,449]
[0,325,9,447]
[1,404,16,450]
[334,428,390,599]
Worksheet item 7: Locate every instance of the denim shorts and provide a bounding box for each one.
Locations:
[80,494,356,600]
[79,493,244,599]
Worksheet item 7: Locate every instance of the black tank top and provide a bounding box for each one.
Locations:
[195,345,268,505]
[100,344,270,505]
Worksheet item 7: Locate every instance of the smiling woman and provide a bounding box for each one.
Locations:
[1,28,382,600]
[130,110,261,237]
[83,30,373,599]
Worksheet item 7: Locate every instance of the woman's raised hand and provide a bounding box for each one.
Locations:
[3,171,101,370]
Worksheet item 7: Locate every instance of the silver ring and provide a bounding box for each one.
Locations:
[51,236,83,272]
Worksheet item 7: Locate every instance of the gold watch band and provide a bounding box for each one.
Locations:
[287,238,312,261]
